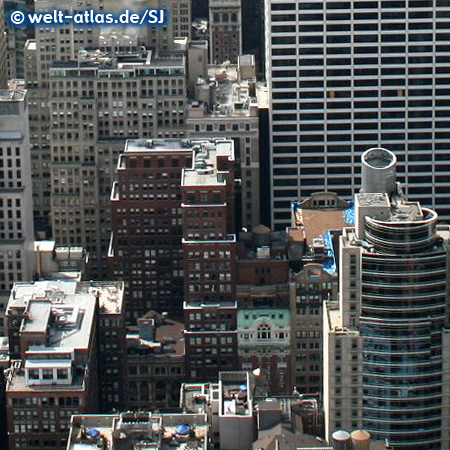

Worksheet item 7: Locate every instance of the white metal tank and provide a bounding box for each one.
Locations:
[332,430,352,450]
[351,429,371,450]
[361,147,397,196]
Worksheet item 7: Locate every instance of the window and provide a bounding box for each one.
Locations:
[257,323,271,340]
[57,369,68,380]
[42,369,53,380]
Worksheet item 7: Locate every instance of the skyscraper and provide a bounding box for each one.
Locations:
[26,0,191,242]
[108,138,192,320]
[49,45,187,277]
[324,148,450,449]
[0,89,35,307]
[265,0,450,228]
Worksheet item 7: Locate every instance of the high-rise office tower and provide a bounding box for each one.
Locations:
[4,0,35,80]
[265,0,450,228]
[209,0,242,64]
[26,0,191,234]
[186,56,262,228]
[48,44,187,277]
[324,148,450,449]
[0,90,35,309]
[25,0,103,234]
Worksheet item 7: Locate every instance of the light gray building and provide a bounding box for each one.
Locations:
[26,0,191,235]
[324,148,450,450]
[0,89,35,328]
[186,56,262,227]
[49,45,187,276]
[265,0,450,228]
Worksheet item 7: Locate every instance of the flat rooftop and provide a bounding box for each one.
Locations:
[219,372,253,418]
[8,280,124,350]
[181,383,219,414]
[68,412,208,450]
[7,362,86,392]
[124,138,194,154]
[183,300,237,310]
[182,139,234,188]
[292,200,354,244]
[21,301,52,333]
[10,280,124,316]
[0,90,25,102]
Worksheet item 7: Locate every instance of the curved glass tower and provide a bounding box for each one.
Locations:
[324,148,450,450]
[361,209,446,449]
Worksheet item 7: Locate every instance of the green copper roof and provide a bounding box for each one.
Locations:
[238,308,290,328]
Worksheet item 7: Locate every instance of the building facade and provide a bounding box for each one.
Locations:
[0,90,35,327]
[209,0,242,64]
[181,138,239,381]
[50,47,186,277]
[124,312,185,410]
[265,0,450,228]
[186,58,262,228]
[324,148,450,449]
[26,0,191,235]
[5,281,100,450]
[108,139,191,320]
[237,308,291,395]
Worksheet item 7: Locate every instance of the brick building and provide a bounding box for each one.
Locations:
[5,281,99,450]
[182,138,239,381]
[5,279,125,450]
[108,139,193,321]
[124,311,185,410]
[235,225,300,394]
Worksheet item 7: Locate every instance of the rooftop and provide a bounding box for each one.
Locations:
[292,196,354,245]
[189,64,260,119]
[219,371,253,417]
[50,49,184,74]
[182,139,234,188]
[237,225,291,261]
[7,280,124,321]
[183,300,237,310]
[124,138,196,154]
[68,412,208,450]
[127,312,185,357]
[181,383,219,414]
[7,360,86,392]
[0,90,26,102]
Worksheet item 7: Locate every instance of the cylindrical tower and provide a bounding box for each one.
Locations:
[360,207,446,449]
[361,148,397,196]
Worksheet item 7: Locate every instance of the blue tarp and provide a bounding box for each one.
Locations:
[322,230,336,275]
[175,425,191,435]
[86,427,100,438]
[344,201,355,225]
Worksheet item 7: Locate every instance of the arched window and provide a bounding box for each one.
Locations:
[214,13,220,22]
[257,323,271,340]
[231,13,237,22]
